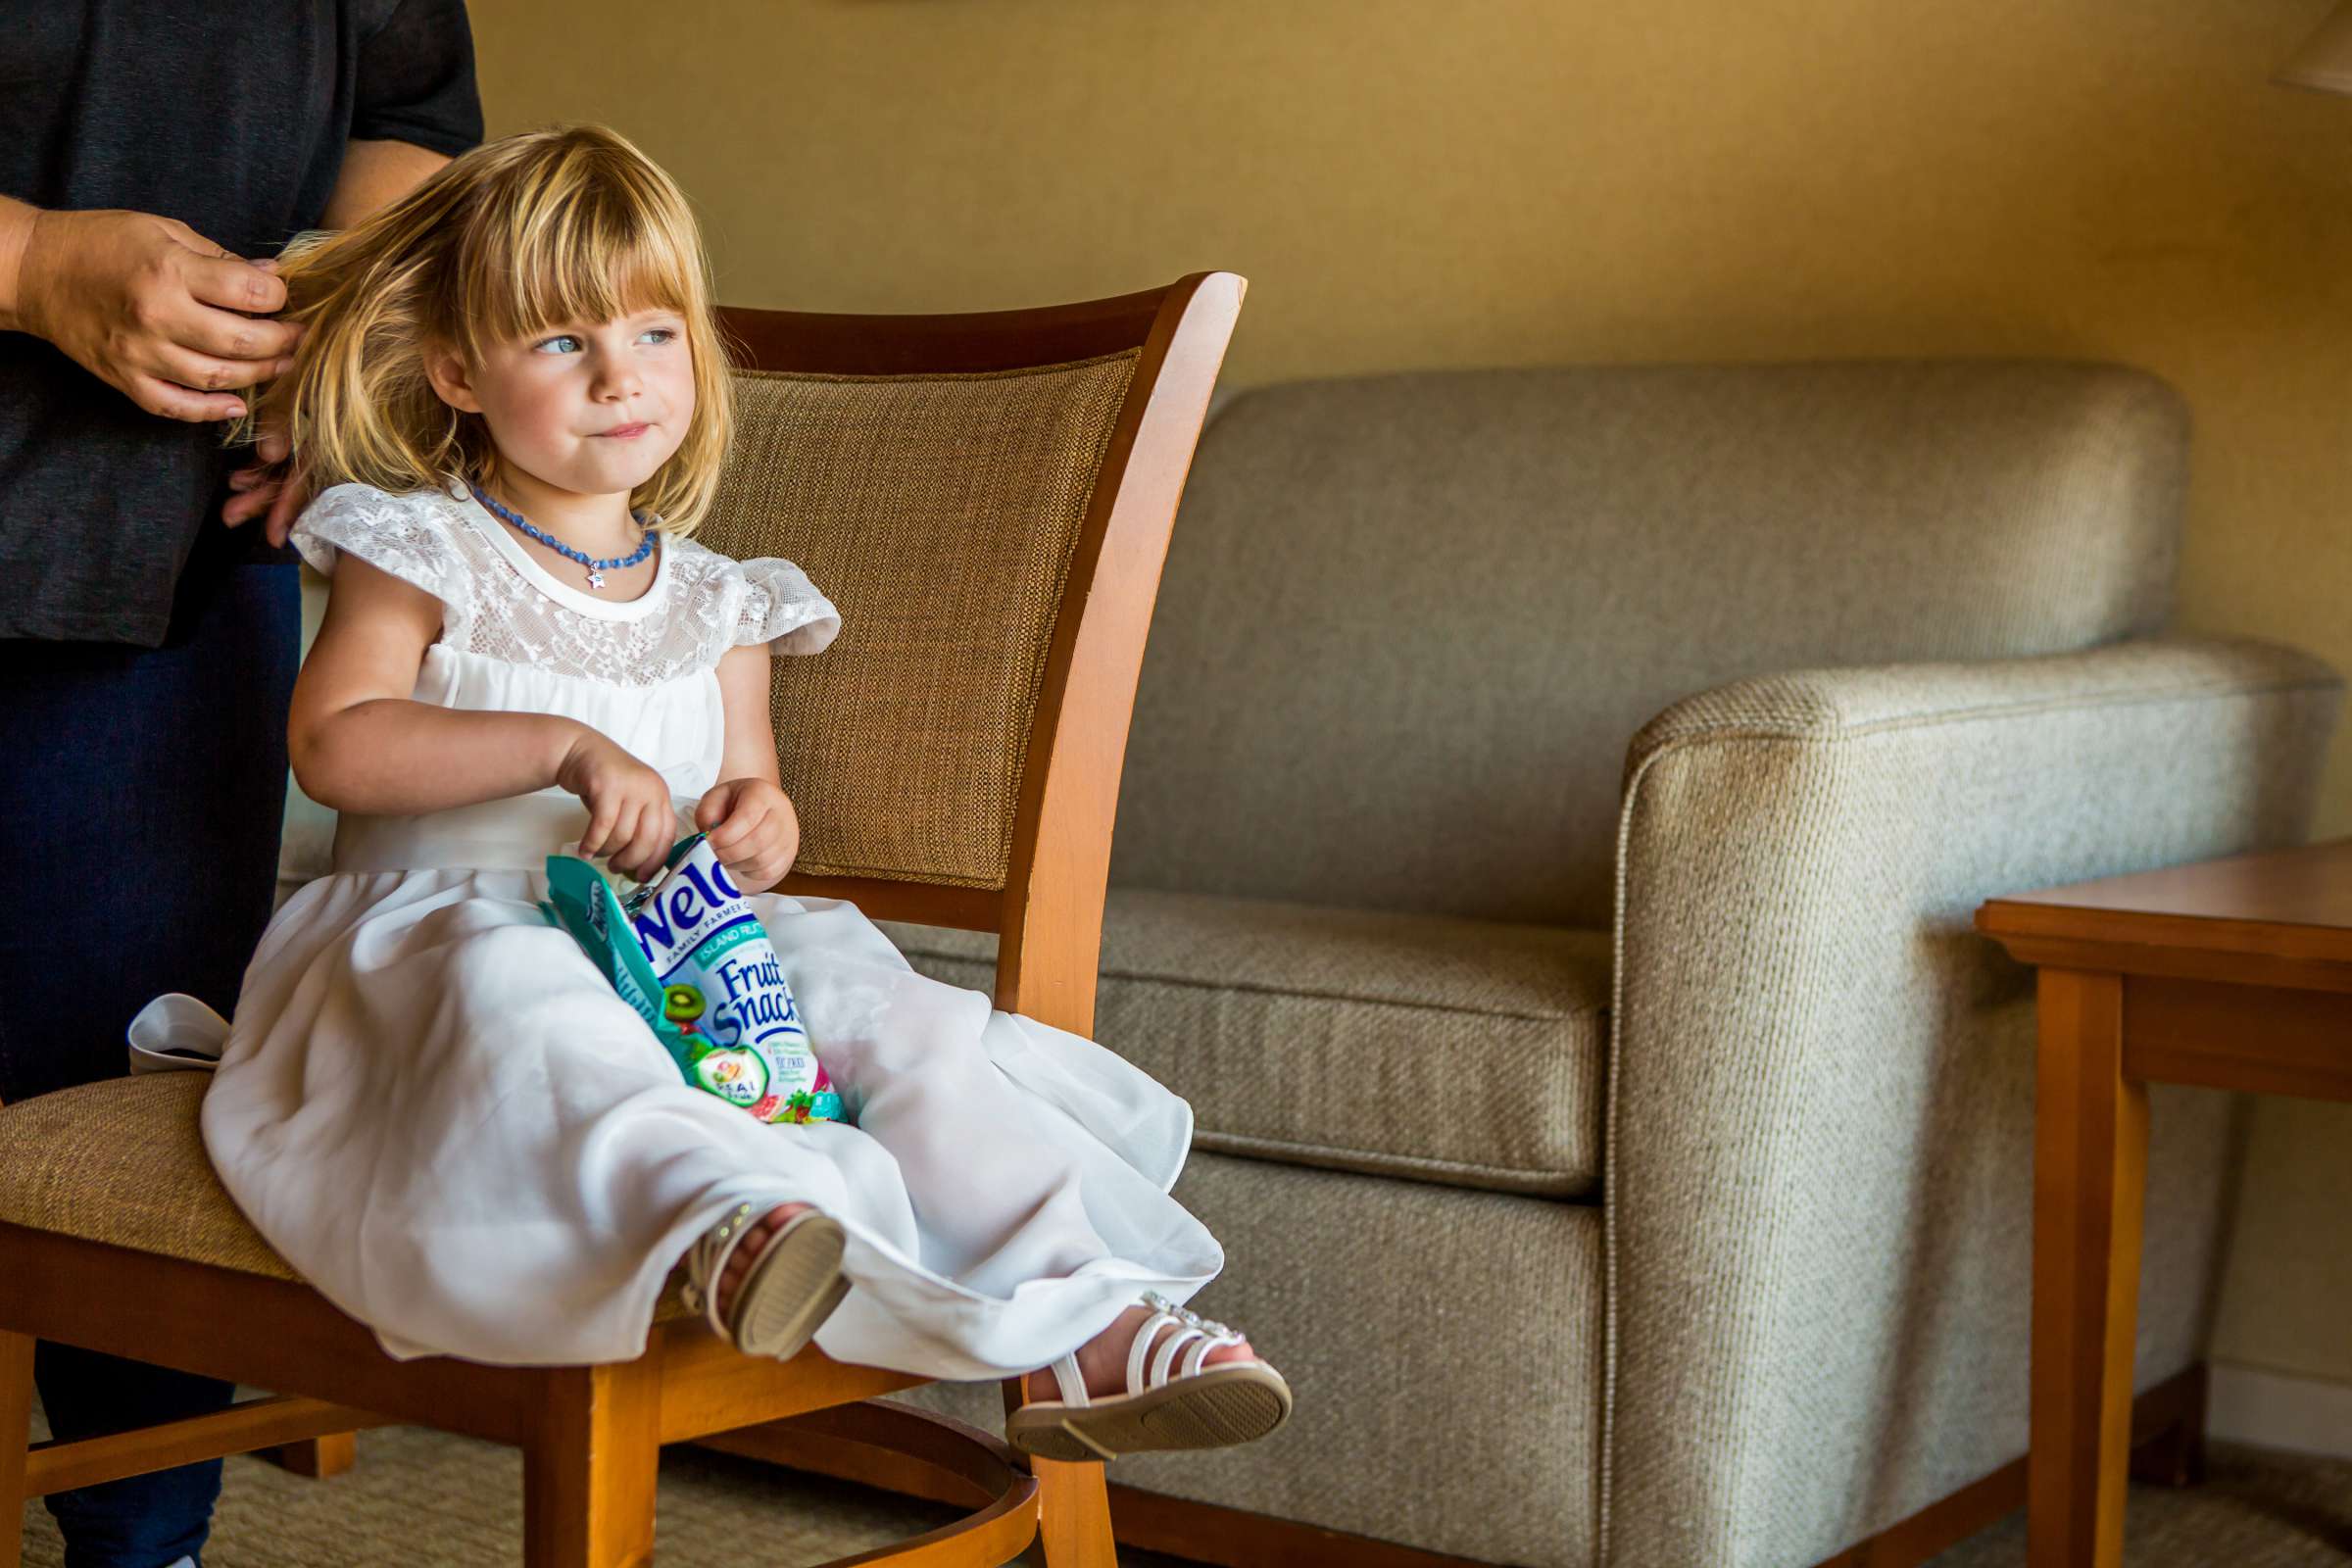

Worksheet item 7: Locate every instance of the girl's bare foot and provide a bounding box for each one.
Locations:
[714,1200,813,1321]
[1021,1302,1259,1404]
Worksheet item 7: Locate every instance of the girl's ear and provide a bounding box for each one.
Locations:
[423,342,484,414]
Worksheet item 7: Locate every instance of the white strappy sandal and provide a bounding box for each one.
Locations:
[679,1200,851,1359]
[1005,1291,1294,1461]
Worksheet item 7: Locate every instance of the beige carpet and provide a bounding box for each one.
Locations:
[1923,1444,2352,1567]
[18,1407,2352,1566]
[20,1397,1196,1568]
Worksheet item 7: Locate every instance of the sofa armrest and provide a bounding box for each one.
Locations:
[1602,634,2342,1568]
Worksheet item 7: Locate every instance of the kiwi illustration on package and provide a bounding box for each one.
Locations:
[540,832,844,1125]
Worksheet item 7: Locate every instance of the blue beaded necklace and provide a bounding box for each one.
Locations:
[469,483,656,592]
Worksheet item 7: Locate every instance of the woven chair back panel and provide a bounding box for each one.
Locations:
[697,350,1140,890]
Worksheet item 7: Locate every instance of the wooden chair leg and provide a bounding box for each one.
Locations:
[1034,1457,1117,1568]
[1,1330,31,1568]
[264,1431,359,1479]
[523,1361,662,1568]
[999,1378,1115,1567]
[2030,968,2148,1568]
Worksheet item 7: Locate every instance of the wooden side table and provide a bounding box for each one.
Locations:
[1977,837,2352,1568]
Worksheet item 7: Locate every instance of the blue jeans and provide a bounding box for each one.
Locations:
[0,526,300,1568]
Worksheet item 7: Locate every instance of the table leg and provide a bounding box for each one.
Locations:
[2030,968,2149,1568]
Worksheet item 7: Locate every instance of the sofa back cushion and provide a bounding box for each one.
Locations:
[1107,361,2186,928]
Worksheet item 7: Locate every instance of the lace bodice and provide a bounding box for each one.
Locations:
[291,479,840,687]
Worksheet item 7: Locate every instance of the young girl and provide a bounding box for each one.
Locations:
[168,122,1291,1463]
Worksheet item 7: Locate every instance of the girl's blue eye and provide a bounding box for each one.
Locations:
[535,334,581,355]
[638,327,677,345]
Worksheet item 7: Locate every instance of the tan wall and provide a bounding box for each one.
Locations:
[467,0,2352,1386]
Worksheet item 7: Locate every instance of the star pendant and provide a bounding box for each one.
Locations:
[585,566,607,590]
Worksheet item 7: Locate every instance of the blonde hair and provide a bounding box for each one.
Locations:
[238,123,733,537]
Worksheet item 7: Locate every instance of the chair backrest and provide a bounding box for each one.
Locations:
[1106,360,2188,930]
[698,274,1245,1036]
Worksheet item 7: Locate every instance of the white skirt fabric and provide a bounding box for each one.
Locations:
[192,803,1221,1376]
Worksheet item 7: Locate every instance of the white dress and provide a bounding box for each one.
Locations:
[188,478,1222,1376]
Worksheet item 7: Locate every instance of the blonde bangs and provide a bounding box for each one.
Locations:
[453,143,701,365]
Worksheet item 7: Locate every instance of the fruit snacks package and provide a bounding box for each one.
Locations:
[541,832,845,1125]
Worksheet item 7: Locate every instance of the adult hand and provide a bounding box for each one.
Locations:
[13,208,301,423]
[221,414,313,546]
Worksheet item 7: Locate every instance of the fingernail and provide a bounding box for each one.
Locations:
[226,404,246,418]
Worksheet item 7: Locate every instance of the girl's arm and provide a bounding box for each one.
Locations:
[290,560,678,891]
[694,644,801,893]
[289,557,582,814]
[711,645,785,790]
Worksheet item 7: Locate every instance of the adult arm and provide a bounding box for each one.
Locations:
[319,138,453,229]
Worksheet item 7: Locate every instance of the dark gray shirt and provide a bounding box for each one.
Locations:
[0,0,482,645]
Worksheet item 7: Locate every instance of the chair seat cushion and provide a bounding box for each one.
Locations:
[0,1073,298,1278]
[879,887,1608,1197]
[0,1073,697,1321]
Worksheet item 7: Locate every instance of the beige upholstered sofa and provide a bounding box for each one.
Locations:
[877,362,2345,1567]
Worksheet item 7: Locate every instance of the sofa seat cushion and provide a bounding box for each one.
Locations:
[0,1073,698,1321]
[878,887,1609,1198]
[896,1152,1607,1565]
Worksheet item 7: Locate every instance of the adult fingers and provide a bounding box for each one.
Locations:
[150,339,291,396]
[124,371,246,424]
[222,475,281,527]
[176,306,303,367]
[264,471,310,547]
[182,249,289,317]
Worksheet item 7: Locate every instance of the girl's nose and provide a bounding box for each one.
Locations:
[592,359,644,401]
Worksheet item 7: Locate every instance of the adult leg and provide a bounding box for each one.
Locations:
[0,537,299,1568]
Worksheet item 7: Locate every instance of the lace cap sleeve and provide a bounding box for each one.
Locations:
[727,556,843,657]
[290,483,472,634]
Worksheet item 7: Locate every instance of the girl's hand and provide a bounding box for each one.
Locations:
[556,730,678,884]
[695,778,800,895]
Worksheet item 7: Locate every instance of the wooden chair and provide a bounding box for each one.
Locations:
[0,270,1247,1568]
